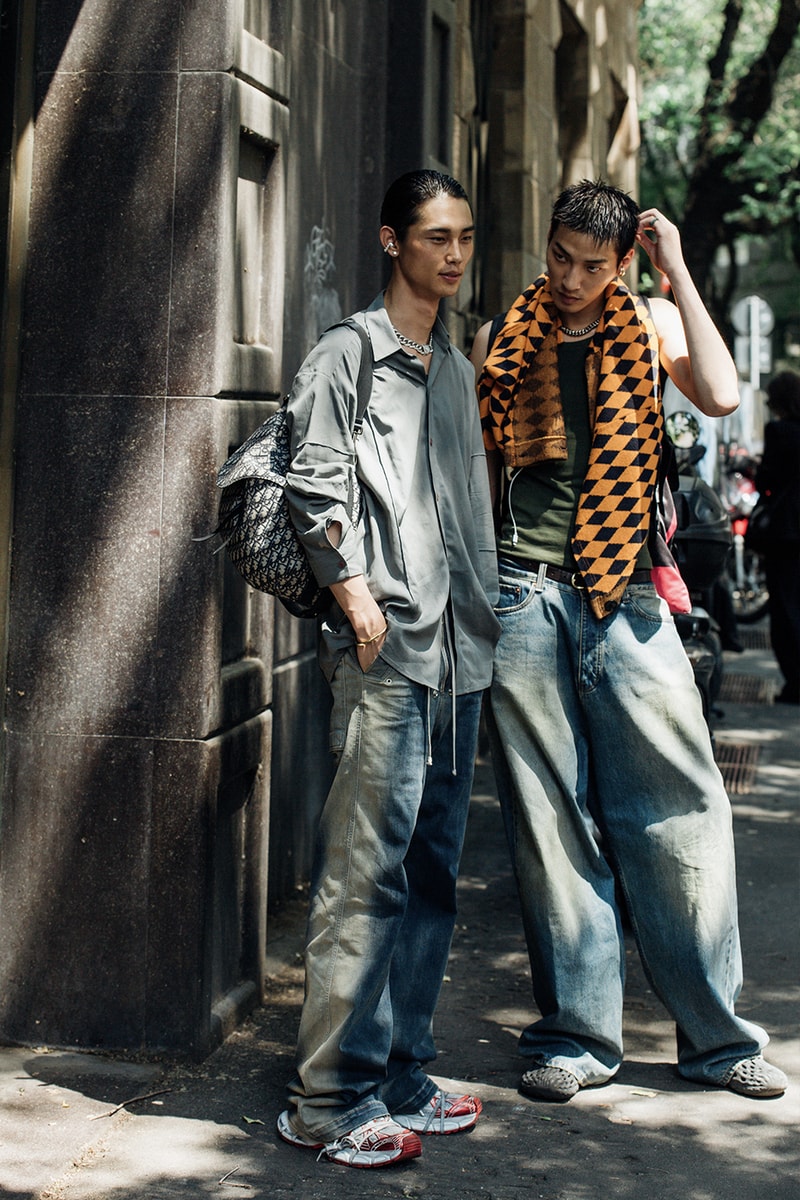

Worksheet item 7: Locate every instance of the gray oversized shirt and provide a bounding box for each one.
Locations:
[285,295,499,692]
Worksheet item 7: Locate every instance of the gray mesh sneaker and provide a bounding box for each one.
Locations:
[725,1057,787,1098]
[519,1065,580,1102]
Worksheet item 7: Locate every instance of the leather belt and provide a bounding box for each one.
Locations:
[504,558,652,590]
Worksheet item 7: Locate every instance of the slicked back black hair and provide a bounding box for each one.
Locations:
[380,170,471,242]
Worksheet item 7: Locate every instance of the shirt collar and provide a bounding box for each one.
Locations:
[364,293,450,362]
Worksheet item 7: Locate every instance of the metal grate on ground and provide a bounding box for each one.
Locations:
[718,673,776,704]
[736,626,772,652]
[714,740,760,795]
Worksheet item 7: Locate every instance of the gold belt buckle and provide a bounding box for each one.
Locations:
[570,572,586,590]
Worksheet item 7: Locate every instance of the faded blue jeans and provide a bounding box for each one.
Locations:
[286,647,483,1141]
[486,559,768,1087]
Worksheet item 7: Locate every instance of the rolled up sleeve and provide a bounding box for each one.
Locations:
[284,332,368,587]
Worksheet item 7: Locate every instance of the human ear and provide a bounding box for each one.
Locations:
[618,247,635,275]
[380,226,399,256]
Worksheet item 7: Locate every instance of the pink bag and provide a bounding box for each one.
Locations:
[650,473,691,614]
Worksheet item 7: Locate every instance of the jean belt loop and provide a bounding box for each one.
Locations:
[534,562,548,593]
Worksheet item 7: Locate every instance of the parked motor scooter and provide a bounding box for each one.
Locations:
[665,412,733,722]
[718,444,770,623]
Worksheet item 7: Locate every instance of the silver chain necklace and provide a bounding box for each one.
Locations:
[393,326,434,355]
[562,316,601,338]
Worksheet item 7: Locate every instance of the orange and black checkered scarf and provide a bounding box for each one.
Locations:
[479,274,662,619]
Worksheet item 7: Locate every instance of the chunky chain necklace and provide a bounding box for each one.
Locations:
[562,316,601,338]
[393,326,434,355]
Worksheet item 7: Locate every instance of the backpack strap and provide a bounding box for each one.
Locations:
[334,318,374,438]
[330,319,374,522]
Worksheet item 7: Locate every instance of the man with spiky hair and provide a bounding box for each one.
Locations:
[471,179,787,1105]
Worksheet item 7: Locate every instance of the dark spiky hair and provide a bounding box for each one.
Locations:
[548,180,640,261]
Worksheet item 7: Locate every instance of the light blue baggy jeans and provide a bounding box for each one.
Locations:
[286,647,483,1141]
[486,559,768,1087]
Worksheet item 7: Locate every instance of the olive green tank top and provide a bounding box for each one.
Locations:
[497,340,652,570]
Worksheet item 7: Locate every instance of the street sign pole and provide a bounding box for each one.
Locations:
[732,294,775,388]
[749,295,761,392]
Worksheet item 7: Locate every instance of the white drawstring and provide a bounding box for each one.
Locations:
[506,468,522,545]
[443,609,458,776]
[423,611,459,774]
[451,684,457,777]
[425,688,433,767]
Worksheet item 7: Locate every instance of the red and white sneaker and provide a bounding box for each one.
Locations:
[392,1088,482,1134]
[277,1110,422,1168]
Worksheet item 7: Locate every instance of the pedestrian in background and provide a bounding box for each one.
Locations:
[756,370,800,704]
[471,180,787,1103]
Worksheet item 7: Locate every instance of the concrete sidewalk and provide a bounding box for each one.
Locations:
[2,627,798,1199]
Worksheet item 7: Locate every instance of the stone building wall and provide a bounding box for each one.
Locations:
[0,0,640,1055]
[477,0,641,317]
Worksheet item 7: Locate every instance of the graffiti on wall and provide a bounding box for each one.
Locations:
[303,224,342,348]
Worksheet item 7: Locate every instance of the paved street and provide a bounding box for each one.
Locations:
[2,626,798,1199]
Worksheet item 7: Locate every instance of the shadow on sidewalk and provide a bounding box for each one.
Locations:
[3,632,798,1199]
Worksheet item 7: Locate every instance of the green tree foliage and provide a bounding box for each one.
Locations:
[639,0,800,322]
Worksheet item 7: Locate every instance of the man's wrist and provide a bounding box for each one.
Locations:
[356,621,389,647]
[328,575,384,642]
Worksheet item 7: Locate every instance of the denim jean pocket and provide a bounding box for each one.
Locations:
[494,575,534,613]
[362,653,395,682]
[329,651,396,754]
[328,650,358,754]
[623,582,668,624]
